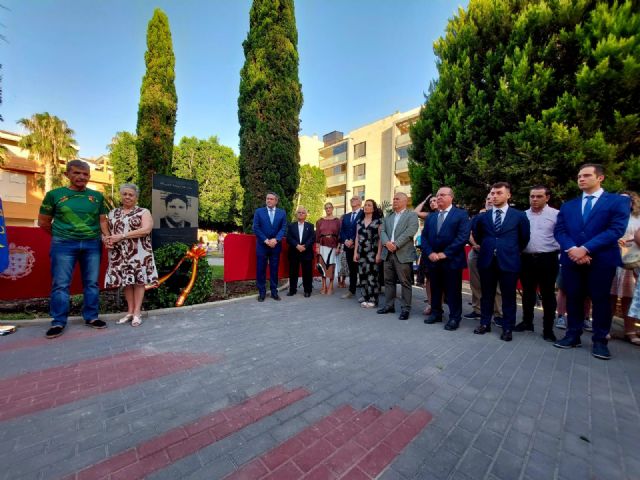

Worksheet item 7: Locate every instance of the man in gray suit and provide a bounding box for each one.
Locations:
[378,192,420,320]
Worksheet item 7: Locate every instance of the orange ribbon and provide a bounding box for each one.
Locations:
[146,245,208,307]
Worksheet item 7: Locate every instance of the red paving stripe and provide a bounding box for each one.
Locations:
[0,328,116,353]
[65,385,310,480]
[0,350,220,422]
[226,405,432,480]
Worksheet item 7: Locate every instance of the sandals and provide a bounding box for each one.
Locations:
[131,316,143,327]
[624,332,640,346]
[117,314,133,325]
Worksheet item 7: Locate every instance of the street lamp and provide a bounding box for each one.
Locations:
[343,189,350,216]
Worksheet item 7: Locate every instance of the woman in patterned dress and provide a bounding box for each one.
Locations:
[616,192,640,346]
[103,184,158,327]
[353,199,383,308]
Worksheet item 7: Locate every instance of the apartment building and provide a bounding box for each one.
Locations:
[302,107,420,216]
[0,129,113,226]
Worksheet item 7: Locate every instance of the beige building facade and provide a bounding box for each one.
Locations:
[0,129,113,226]
[302,107,421,216]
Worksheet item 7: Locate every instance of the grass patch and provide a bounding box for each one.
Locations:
[0,312,39,320]
[211,265,223,280]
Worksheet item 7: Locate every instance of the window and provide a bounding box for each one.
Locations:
[331,165,344,175]
[354,141,366,158]
[353,164,366,181]
[353,186,365,200]
[397,146,409,161]
[0,171,27,203]
[332,142,347,155]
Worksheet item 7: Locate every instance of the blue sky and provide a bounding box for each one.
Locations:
[1,0,468,158]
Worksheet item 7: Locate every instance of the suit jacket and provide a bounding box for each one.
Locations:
[380,210,419,263]
[473,207,530,272]
[339,209,364,245]
[422,206,471,270]
[286,221,315,260]
[554,192,630,268]
[253,206,287,254]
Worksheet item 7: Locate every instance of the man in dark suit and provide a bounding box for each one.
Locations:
[339,196,364,299]
[422,187,471,331]
[253,192,287,302]
[554,163,629,359]
[472,182,530,341]
[286,206,315,297]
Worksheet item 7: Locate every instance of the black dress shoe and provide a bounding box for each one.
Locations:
[258,295,265,302]
[542,331,557,342]
[463,311,481,319]
[377,305,396,314]
[286,291,296,296]
[514,322,534,332]
[272,294,281,301]
[493,317,503,327]
[304,292,311,298]
[500,331,513,342]
[444,320,459,331]
[398,310,410,320]
[473,325,491,335]
[424,315,443,324]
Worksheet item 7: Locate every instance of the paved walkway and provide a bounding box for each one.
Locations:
[0,285,638,479]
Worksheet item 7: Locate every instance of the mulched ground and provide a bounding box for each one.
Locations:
[0,279,273,319]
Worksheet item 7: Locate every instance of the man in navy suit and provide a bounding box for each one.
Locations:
[286,206,315,298]
[472,182,530,341]
[253,192,287,302]
[422,187,471,331]
[554,164,630,359]
[339,196,364,299]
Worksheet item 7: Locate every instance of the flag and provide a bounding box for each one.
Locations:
[0,197,9,273]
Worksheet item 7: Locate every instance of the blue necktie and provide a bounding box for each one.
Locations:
[437,211,445,234]
[269,208,274,224]
[583,195,594,221]
[494,209,502,232]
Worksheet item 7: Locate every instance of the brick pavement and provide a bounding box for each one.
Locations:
[0,284,638,479]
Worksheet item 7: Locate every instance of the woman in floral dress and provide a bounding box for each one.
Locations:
[104,184,158,327]
[354,199,383,308]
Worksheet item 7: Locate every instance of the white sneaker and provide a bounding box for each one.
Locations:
[583,318,593,332]
[555,315,567,329]
[361,301,375,308]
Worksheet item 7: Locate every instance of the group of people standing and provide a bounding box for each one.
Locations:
[38,160,158,338]
[253,163,635,361]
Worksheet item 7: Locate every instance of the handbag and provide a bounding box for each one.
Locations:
[621,242,640,270]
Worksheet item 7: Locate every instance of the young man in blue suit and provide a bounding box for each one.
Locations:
[472,182,530,341]
[554,164,630,359]
[286,206,315,297]
[253,192,287,302]
[422,187,471,331]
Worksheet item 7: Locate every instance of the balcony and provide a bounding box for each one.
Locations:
[396,132,411,147]
[325,195,345,206]
[395,158,409,173]
[326,173,346,188]
[319,151,347,170]
[395,184,412,196]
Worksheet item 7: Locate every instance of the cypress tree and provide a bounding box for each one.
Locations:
[136,8,177,208]
[238,0,303,232]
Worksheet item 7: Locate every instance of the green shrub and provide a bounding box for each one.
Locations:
[145,242,213,309]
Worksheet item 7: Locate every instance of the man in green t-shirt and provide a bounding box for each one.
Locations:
[38,160,110,338]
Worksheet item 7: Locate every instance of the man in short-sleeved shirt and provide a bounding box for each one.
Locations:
[38,160,109,338]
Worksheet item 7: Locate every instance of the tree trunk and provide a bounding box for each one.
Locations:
[44,159,53,194]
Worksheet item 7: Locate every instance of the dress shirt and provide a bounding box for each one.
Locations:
[492,205,509,225]
[350,208,362,223]
[391,209,406,242]
[582,188,604,214]
[524,205,560,253]
[439,206,452,221]
[298,222,305,242]
[268,207,275,223]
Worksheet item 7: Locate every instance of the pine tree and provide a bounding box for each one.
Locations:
[238,0,303,232]
[410,0,640,209]
[136,8,177,208]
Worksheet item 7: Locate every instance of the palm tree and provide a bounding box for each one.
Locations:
[17,112,76,193]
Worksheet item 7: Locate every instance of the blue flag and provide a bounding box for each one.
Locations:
[0,197,9,273]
